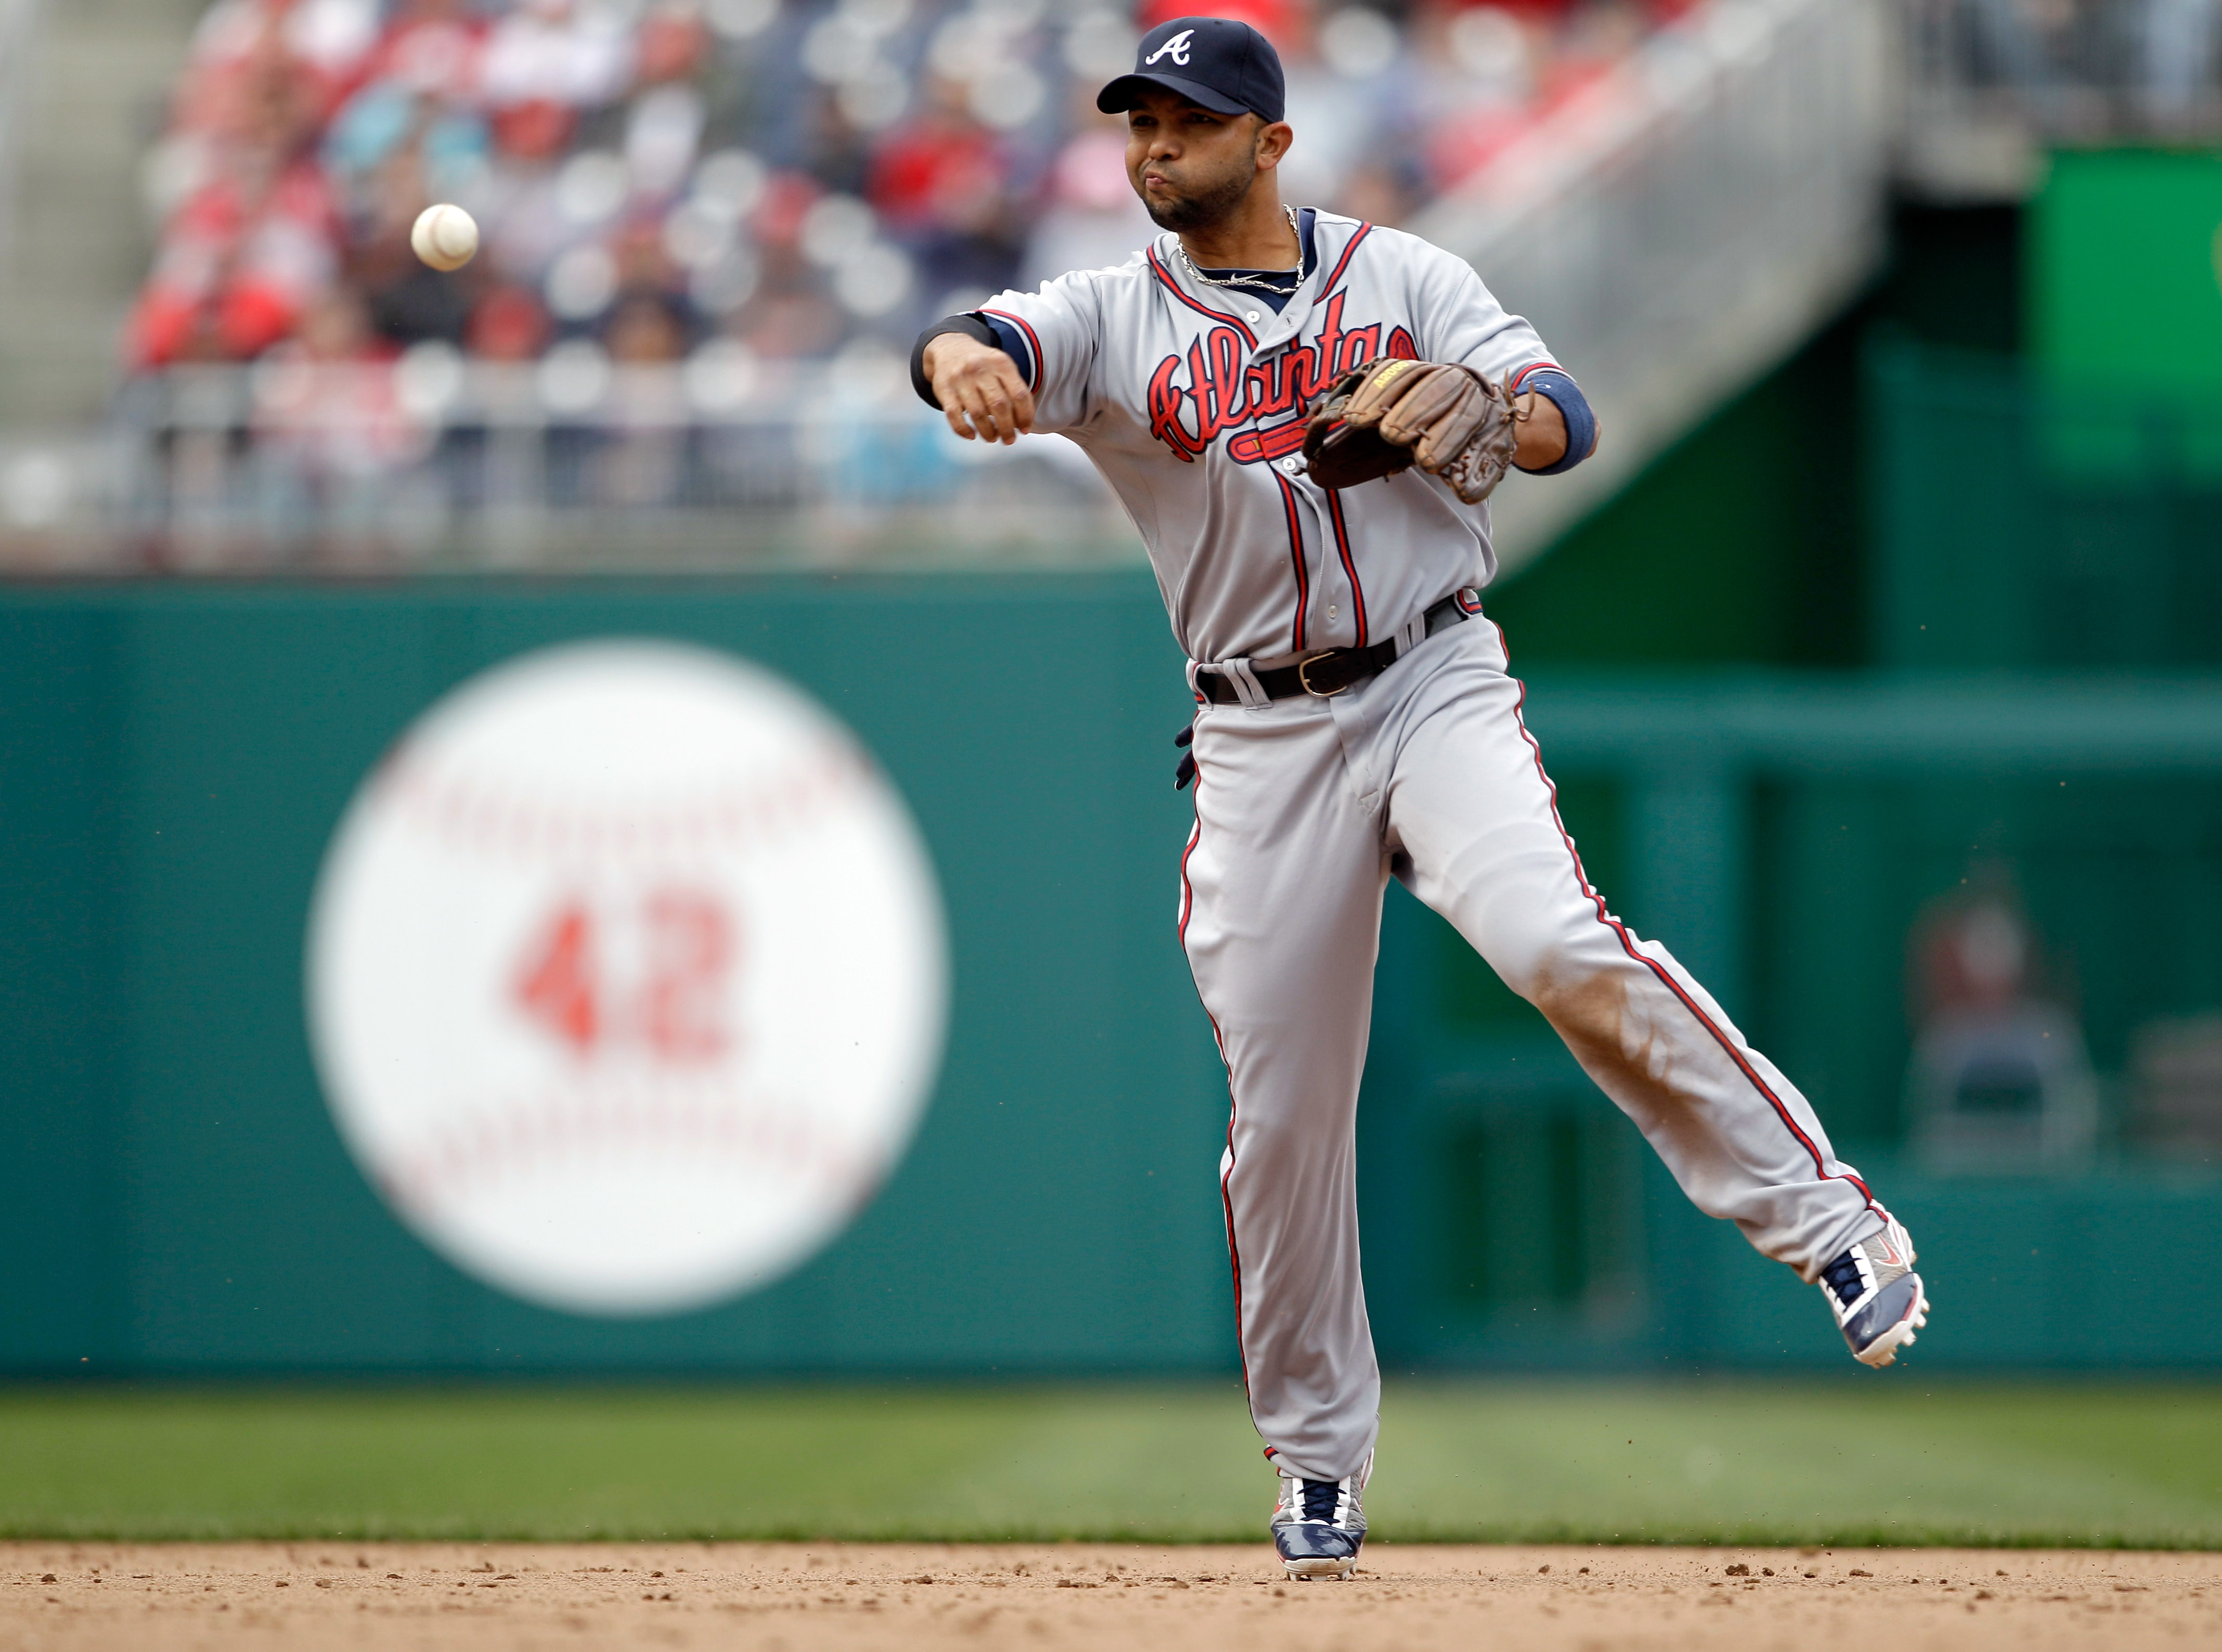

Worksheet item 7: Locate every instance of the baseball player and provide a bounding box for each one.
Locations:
[913,16,1930,1582]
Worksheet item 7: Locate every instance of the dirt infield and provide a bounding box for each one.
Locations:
[2,1541,2216,1650]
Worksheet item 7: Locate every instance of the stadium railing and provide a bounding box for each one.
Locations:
[0,351,1134,572]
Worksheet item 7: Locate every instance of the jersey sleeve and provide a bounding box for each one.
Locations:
[1409,238,1595,473]
[1410,242,1558,390]
[973,269,1104,436]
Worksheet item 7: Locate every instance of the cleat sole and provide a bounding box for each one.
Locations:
[1284,1557,1358,1581]
[1854,1277,1930,1368]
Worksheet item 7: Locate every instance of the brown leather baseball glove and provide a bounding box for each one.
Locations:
[1300,359,1526,504]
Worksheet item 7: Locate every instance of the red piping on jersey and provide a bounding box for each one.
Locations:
[1175,764,1256,1413]
[977,306,1044,395]
[1508,359,1563,394]
[1323,485,1368,648]
[1146,247,1259,348]
[1275,472,1310,653]
[1317,223,1374,296]
[1214,1003,1251,1411]
[1178,807,1202,945]
[1491,617,1880,1217]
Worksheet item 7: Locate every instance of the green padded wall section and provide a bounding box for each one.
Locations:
[2035,149,2222,392]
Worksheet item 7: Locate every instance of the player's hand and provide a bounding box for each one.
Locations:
[925,334,1036,445]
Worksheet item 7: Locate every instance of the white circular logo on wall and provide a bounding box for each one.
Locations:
[306,639,948,1317]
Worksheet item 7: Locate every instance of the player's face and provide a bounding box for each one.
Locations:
[1125,92,1268,233]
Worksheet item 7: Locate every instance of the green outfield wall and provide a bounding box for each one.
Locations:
[5,574,2222,1376]
[0,574,1223,1377]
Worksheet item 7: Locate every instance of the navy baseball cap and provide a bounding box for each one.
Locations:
[1096,16,1286,124]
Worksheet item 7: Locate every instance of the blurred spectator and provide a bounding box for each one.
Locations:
[371,0,486,102]
[606,290,691,361]
[731,240,843,358]
[252,287,429,513]
[1140,0,1297,31]
[467,282,552,357]
[479,0,635,113]
[596,291,694,504]
[870,75,1023,305]
[1904,871,2100,1173]
[130,4,345,367]
[1020,110,1155,288]
[2128,1013,2222,1156]
[2139,0,2222,123]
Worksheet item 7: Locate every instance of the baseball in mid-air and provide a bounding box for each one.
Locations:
[410,203,479,272]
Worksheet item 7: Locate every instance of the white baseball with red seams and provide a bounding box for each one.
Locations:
[307,640,947,1317]
[410,202,478,272]
[968,209,1896,1485]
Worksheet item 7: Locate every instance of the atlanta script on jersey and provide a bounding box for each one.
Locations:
[974,211,1562,667]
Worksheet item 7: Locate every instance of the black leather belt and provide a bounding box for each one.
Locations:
[1196,590,1478,704]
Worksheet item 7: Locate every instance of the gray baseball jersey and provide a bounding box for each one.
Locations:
[958,210,1899,1488]
[973,211,1558,667]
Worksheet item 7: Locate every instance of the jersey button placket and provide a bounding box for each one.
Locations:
[1252,353,1320,660]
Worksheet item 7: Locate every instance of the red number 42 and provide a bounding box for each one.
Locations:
[512,890,737,1064]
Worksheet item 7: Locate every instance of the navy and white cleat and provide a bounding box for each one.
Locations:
[1269,1452,1370,1581]
[1818,1215,1929,1367]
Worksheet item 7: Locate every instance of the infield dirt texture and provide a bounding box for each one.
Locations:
[5,1541,2219,1650]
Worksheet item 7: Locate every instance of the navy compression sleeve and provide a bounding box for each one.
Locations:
[1513,368,1597,475]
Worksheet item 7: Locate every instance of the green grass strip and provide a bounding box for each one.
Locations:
[0,1379,2216,1547]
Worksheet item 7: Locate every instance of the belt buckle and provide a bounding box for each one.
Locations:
[1297,652,1349,698]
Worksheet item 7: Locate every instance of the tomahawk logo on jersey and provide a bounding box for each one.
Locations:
[961,210,1581,666]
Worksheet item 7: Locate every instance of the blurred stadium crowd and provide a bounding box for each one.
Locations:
[126,0,1696,392]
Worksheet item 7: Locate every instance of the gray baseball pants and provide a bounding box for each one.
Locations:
[1178,613,1886,1483]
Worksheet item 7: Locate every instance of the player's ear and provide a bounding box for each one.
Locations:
[1254,119,1293,172]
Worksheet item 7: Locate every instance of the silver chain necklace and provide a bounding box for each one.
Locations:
[1178,205,1307,293]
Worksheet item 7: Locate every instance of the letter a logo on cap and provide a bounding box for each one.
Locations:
[1145,28,1194,66]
